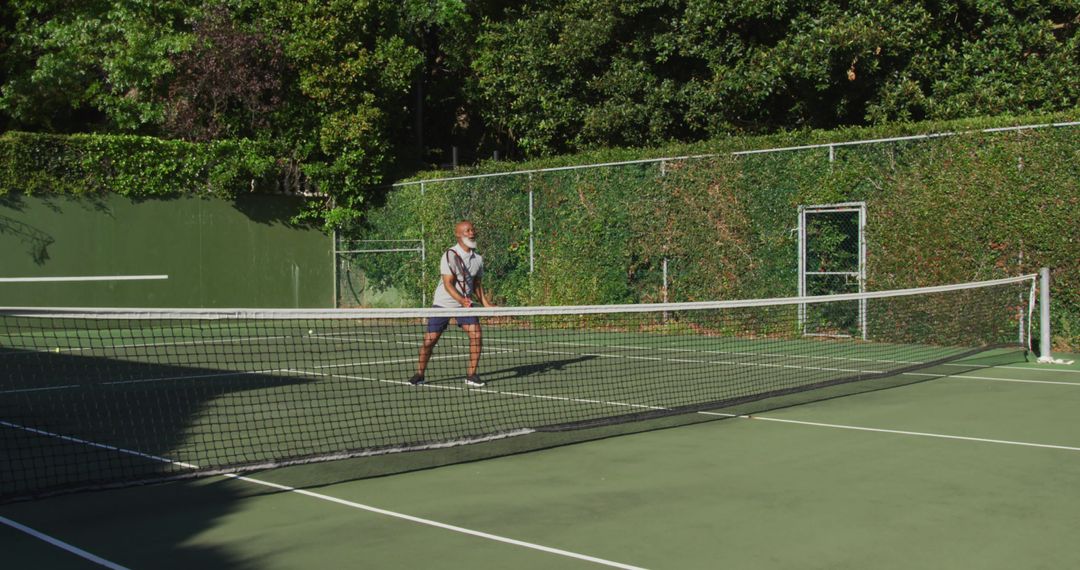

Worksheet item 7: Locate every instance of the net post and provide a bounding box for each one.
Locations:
[1038,267,1052,362]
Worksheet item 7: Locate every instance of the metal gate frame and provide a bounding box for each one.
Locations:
[333,234,427,307]
[798,202,867,339]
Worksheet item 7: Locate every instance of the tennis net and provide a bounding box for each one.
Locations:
[1,275,1035,501]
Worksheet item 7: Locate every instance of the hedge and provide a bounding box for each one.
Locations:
[0,131,293,198]
[350,116,1079,351]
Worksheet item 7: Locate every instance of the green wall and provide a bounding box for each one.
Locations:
[0,193,332,308]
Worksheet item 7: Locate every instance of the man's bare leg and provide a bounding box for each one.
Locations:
[412,331,443,384]
[463,323,484,385]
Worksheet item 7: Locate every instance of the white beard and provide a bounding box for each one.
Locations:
[462,237,477,249]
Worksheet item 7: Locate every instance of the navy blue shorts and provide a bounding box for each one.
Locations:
[426,306,479,333]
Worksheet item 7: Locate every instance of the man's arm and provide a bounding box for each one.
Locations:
[442,274,473,307]
[473,277,496,307]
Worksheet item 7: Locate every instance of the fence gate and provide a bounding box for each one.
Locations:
[798,202,866,338]
[334,235,426,308]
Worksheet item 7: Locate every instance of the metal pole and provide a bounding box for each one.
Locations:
[1039,267,1051,361]
[797,206,806,332]
[332,229,339,308]
[1018,242,1024,346]
[421,182,427,307]
[528,173,535,274]
[859,202,867,340]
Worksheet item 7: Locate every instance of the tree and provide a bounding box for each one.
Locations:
[160,4,289,142]
[469,0,1080,157]
[0,0,197,132]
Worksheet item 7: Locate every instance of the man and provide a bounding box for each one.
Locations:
[410,220,495,387]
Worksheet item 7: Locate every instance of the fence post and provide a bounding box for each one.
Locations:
[332,229,338,308]
[1039,267,1051,362]
[421,182,427,307]
[528,173,535,274]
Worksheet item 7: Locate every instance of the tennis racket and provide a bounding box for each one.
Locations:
[446,249,471,306]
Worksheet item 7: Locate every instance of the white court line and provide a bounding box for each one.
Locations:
[0,275,167,283]
[103,368,314,386]
[518,337,922,366]
[333,327,929,369]
[986,365,1080,374]
[62,336,291,353]
[312,348,518,371]
[906,372,1080,387]
[0,335,290,353]
[404,332,930,368]
[0,384,80,395]
[0,515,130,570]
[324,370,669,412]
[337,341,880,377]
[0,421,197,468]
[704,413,1080,453]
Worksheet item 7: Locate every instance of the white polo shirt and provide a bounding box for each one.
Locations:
[432,243,484,308]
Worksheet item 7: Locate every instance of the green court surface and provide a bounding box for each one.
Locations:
[2,352,1079,569]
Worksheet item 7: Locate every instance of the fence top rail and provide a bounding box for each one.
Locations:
[391,121,1080,188]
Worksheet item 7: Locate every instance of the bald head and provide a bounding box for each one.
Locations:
[455,220,477,251]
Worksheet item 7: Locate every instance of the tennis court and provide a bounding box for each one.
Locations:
[3,274,1079,568]
[2,349,1079,568]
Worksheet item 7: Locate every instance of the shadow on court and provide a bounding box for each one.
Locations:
[1,347,319,568]
[490,355,599,380]
[1,347,313,500]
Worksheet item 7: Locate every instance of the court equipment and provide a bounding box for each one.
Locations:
[1,275,1035,501]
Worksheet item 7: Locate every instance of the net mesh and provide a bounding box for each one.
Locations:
[1,275,1034,501]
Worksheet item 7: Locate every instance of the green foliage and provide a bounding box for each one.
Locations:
[0,131,286,198]
[0,0,197,131]
[354,119,1080,350]
[255,0,437,227]
[469,0,1079,156]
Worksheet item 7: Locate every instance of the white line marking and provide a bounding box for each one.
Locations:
[372,328,932,369]
[102,368,311,386]
[0,275,167,283]
[906,372,1080,386]
[221,474,649,570]
[0,420,198,468]
[0,335,293,353]
[990,365,1080,374]
[0,384,81,395]
[710,413,1080,452]
[315,348,518,371]
[0,515,131,570]
[463,335,929,367]
[63,336,291,353]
